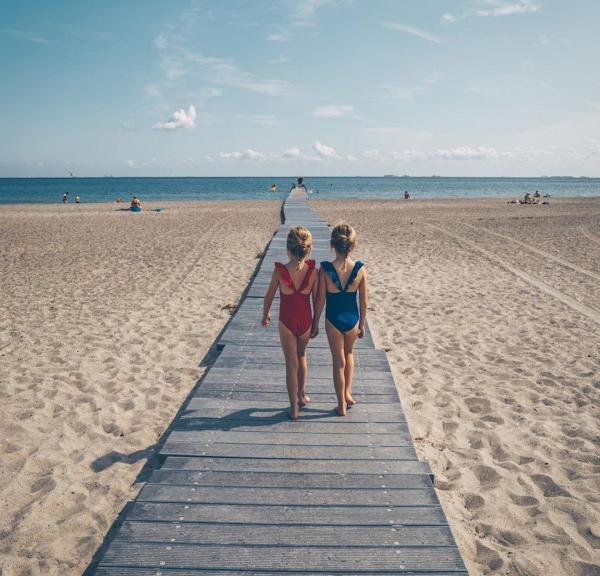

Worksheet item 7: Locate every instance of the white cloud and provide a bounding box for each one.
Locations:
[154,33,167,50]
[283,147,303,159]
[219,149,265,160]
[267,55,290,64]
[267,33,287,42]
[0,28,53,44]
[312,141,342,160]
[292,0,337,26]
[441,13,458,23]
[154,105,197,130]
[127,160,135,167]
[430,146,504,160]
[381,22,444,44]
[476,0,539,17]
[312,104,353,117]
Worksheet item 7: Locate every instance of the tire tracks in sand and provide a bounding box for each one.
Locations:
[427,224,600,326]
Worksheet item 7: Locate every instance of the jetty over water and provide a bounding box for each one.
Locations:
[87,191,467,575]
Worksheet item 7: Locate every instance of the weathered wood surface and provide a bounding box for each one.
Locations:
[87,191,467,575]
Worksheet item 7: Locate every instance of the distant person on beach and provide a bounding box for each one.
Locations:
[75,195,81,204]
[404,190,410,199]
[534,190,541,199]
[62,192,68,204]
[296,177,306,191]
[262,227,318,420]
[312,223,368,417]
[130,196,141,209]
[523,192,531,204]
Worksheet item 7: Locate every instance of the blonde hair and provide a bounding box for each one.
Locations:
[330,222,356,257]
[287,226,312,262]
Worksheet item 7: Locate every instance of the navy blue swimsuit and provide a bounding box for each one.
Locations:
[321,261,364,332]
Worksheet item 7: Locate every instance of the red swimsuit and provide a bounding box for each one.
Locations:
[275,260,315,336]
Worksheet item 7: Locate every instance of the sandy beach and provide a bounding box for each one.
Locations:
[314,197,600,576]
[0,200,280,575]
[1,196,599,576]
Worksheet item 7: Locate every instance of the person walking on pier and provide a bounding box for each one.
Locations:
[262,227,318,420]
[312,223,368,416]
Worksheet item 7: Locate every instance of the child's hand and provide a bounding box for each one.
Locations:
[262,314,270,328]
[357,325,365,338]
[310,322,319,338]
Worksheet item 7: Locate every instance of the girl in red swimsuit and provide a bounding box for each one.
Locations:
[263,227,318,420]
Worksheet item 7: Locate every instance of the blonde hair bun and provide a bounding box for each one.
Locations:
[330,222,356,256]
[287,226,313,261]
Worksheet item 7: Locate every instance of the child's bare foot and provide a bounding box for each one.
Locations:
[334,404,346,417]
[346,396,356,408]
[289,405,300,420]
[298,394,311,407]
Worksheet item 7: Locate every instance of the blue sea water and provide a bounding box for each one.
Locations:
[0,176,598,205]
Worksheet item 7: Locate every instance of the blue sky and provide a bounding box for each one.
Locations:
[1,0,599,177]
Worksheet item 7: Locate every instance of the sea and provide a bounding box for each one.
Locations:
[0,176,598,205]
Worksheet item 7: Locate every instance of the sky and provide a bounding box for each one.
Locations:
[1,0,599,177]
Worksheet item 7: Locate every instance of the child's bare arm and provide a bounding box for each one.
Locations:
[311,268,326,337]
[358,268,368,338]
[262,270,279,327]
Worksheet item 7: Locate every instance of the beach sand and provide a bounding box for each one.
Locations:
[313,197,600,576]
[0,200,280,575]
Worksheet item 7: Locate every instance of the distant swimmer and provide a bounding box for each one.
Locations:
[75,194,81,204]
[62,192,68,204]
[270,184,277,193]
[404,190,410,199]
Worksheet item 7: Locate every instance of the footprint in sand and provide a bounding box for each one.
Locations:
[509,492,539,506]
[464,493,485,511]
[474,540,503,572]
[530,474,571,497]
[464,396,491,414]
[472,464,501,487]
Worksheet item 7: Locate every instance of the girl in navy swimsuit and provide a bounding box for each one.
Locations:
[263,227,318,420]
[312,223,368,416]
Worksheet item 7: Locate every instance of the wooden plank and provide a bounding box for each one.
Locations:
[160,456,432,475]
[98,541,466,572]
[159,442,417,460]
[126,501,448,525]
[115,520,457,546]
[163,429,414,447]
[137,484,438,506]
[147,470,432,489]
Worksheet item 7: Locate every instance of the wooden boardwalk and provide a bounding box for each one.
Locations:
[87,192,468,575]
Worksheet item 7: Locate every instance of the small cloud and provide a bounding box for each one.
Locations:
[267,33,287,42]
[362,149,380,159]
[127,160,135,167]
[146,84,162,98]
[312,141,342,160]
[381,22,444,44]
[121,121,135,131]
[430,146,501,160]
[154,33,167,49]
[219,149,265,160]
[267,55,290,64]
[312,104,353,117]
[283,147,303,159]
[441,13,457,23]
[476,0,539,17]
[0,28,53,44]
[155,105,197,130]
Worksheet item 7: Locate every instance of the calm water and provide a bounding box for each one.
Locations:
[0,176,598,204]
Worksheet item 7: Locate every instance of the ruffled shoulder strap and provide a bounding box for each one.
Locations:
[344,260,364,291]
[320,260,343,291]
[298,259,316,291]
[275,262,294,289]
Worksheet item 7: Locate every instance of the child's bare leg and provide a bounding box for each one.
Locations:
[326,320,346,416]
[344,327,358,406]
[296,329,311,406]
[279,322,300,420]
